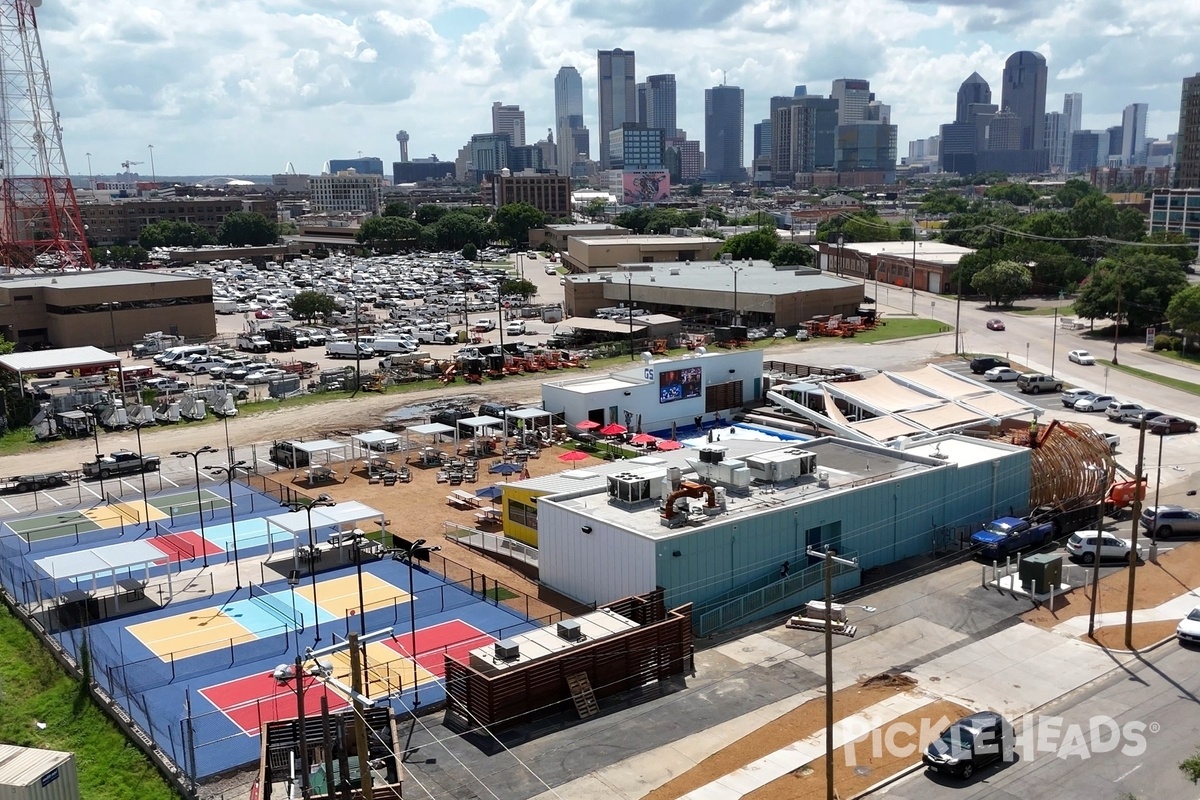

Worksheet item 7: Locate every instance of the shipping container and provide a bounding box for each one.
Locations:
[0,746,79,800]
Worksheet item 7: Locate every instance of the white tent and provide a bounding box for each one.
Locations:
[350,429,401,459]
[263,500,387,567]
[35,540,174,611]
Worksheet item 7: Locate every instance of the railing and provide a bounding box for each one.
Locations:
[443,522,539,567]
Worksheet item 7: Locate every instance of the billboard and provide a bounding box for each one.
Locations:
[659,366,702,404]
[623,171,670,204]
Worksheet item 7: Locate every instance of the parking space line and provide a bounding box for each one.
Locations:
[40,491,62,507]
[160,475,178,488]
[0,498,16,514]
[80,484,101,500]
[120,478,141,494]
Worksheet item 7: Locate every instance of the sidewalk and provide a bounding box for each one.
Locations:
[1054,586,1200,638]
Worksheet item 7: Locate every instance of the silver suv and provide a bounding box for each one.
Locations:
[1140,505,1200,538]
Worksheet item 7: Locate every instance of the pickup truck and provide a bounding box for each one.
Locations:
[970,515,1057,560]
[82,450,161,480]
[0,472,71,494]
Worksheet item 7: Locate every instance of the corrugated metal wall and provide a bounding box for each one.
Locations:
[537,497,657,606]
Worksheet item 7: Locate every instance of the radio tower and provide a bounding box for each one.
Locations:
[0,0,90,269]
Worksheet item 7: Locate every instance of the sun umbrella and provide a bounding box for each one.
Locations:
[489,462,523,476]
[575,420,601,430]
[656,439,684,451]
[630,433,658,445]
[559,450,592,462]
[475,485,504,502]
[599,423,627,436]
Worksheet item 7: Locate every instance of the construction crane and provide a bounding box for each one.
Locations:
[120,160,144,172]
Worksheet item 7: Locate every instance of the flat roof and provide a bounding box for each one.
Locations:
[572,235,720,247]
[0,268,202,289]
[842,241,975,265]
[562,316,650,334]
[568,261,856,294]
[547,223,626,232]
[0,346,119,375]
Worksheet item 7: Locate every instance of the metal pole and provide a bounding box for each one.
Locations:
[134,423,150,530]
[355,540,367,637]
[1125,418,1148,649]
[91,410,105,499]
[1087,501,1104,637]
[910,231,917,316]
[823,548,834,800]
[1152,432,1163,559]
[954,272,963,355]
[1112,281,1122,366]
[193,457,208,568]
[227,468,241,587]
[307,507,321,643]
[627,273,634,360]
[408,554,419,706]
[295,654,311,799]
[1051,305,1059,375]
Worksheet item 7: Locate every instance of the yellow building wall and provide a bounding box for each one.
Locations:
[501,485,544,547]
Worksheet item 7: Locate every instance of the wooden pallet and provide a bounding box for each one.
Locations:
[784,618,858,638]
[565,671,599,719]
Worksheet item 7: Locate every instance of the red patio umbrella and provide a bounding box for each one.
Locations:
[630,433,658,445]
[558,450,592,462]
[599,423,627,436]
[656,439,684,451]
[575,420,601,430]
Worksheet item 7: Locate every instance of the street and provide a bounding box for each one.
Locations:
[879,640,1200,800]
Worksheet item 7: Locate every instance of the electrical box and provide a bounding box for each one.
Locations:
[1018,553,1062,595]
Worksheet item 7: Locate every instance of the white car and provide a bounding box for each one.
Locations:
[1066,531,1142,564]
[1178,606,1200,644]
[984,366,1020,382]
[1068,349,1096,365]
[1062,388,1096,408]
[244,368,287,385]
[1074,393,1115,412]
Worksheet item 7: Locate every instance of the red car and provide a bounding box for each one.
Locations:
[986,318,1006,331]
[254,309,274,319]
[1148,415,1197,434]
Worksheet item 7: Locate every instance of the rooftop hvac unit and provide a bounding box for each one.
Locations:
[720,253,733,265]
[557,619,582,641]
[608,473,651,504]
[698,446,726,464]
[495,640,520,660]
[669,267,681,275]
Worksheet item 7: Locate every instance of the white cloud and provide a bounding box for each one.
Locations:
[22,0,1198,174]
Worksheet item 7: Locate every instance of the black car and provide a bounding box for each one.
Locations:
[970,357,1010,374]
[923,711,1013,780]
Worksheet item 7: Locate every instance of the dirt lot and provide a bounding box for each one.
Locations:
[1087,620,1180,651]
[642,675,954,800]
[1023,538,1200,633]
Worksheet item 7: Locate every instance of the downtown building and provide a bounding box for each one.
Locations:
[598,49,637,170]
[555,66,589,174]
[1176,73,1200,188]
[704,84,745,182]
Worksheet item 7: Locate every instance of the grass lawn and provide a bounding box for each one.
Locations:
[1101,359,1200,396]
[1011,303,1075,316]
[0,606,178,800]
[854,318,951,343]
[484,586,519,602]
[1153,349,1200,367]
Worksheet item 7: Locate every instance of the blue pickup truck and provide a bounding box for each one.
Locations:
[970,516,1057,560]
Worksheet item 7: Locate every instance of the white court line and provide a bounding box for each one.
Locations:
[119,478,141,494]
[159,475,178,487]
[201,471,218,482]
[0,498,17,514]
[40,491,63,506]
[80,484,101,499]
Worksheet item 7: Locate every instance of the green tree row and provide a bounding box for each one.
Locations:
[357,202,547,253]
[138,211,279,249]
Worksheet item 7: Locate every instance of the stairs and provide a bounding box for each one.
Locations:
[565,672,599,719]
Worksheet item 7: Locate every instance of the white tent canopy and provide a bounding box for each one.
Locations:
[262,500,387,564]
[405,422,458,456]
[350,429,401,459]
[458,415,503,432]
[0,346,120,379]
[35,540,174,611]
[294,439,349,463]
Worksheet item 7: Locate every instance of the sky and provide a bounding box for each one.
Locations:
[35,0,1200,177]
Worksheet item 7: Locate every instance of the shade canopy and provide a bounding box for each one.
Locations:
[294,439,348,456]
[559,450,592,462]
[458,415,503,432]
[599,423,627,436]
[407,423,455,437]
[36,540,165,581]
[489,462,523,475]
[0,346,120,379]
[506,408,550,421]
[475,485,504,499]
[575,420,600,430]
[656,439,684,451]
[351,429,401,448]
[264,500,385,534]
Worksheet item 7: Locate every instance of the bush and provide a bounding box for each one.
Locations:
[1153,334,1182,351]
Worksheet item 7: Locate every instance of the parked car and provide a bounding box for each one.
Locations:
[971,516,1056,560]
[984,366,1020,382]
[1177,606,1200,645]
[1129,409,1166,426]
[1068,349,1096,365]
[985,318,1006,331]
[1062,387,1096,408]
[970,356,1009,374]
[1073,393,1115,412]
[923,712,1013,780]
[1148,415,1198,434]
[1066,531,1142,564]
[506,320,526,336]
[1105,401,1145,422]
[244,368,287,385]
[1141,505,1200,538]
[1016,373,1062,394]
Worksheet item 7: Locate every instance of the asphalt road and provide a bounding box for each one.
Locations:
[878,640,1200,800]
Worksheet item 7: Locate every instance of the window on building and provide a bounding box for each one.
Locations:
[508,499,538,530]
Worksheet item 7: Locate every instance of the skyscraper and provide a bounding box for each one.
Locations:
[598,49,636,170]
[643,74,677,134]
[831,78,873,126]
[772,95,838,176]
[1061,93,1083,169]
[554,66,584,171]
[956,72,991,123]
[1175,73,1200,188]
[1121,103,1149,165]
[705,84,745,181]
[1001,51,1048,151]
[753,118,772,161]
[491,102,526,147]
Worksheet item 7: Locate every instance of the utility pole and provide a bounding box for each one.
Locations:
[348,633,375,800]
[1124,418,1148,649]
[1112,280,1122,366]
[1087,499,1105,637]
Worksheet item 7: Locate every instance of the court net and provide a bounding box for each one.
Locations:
[106,493,141,526]
[153,521,195,561]
[249,583,303,632]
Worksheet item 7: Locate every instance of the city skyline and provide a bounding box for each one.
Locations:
[46,0,1199,175]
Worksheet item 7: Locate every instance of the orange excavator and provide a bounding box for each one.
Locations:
[662,481,717,521]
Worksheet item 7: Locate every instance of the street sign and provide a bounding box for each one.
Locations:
[1145,327,1156,347]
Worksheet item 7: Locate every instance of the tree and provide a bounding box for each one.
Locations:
[733,211,776,227]
[356,216,423,251]
[494,202,547,245]
[1166,284,1200,347]
[429,212,492,250]
[685,183,704,197]
[705,205,728,225]
[1143,230,1196,265]
[90,244,148,266]
[718,229,779,261]
[584,198,608,219]
[1002,239,1087,293]
[216,211,279,246]
[382,201,412,218]
[613,208,652,233]
[985,182,1038,206]
[138,221,214,249]
[1053,178,1102,209]
[971,260,1032,307]
[1075,252,1189,329]
[415,204,448,225]
[290,290,337,323]
[772,242,813,267]
[818,209,902,243]
[462,243,478,261]
[1182,749,1200,784]
[500,277,537,299]
[918,188,970,215]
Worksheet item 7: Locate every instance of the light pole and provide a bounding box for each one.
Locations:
[805,545,861,800]
[171,446,218,568]
[204,461,247,589]
[85,152,94,192]
[348,529,368,639]
[392,538,441,707]
[87,404,105,499]
[285,494,336,643]
[626,272,635,360]
[131,420,152,530]
[1051,299,1061,376]
[147,144,157,188]
[728,262,742,328]
[1026,342,1030,369]
[836,233,844,279]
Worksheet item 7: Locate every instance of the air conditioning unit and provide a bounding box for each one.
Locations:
[556,620,582,641]
[494,639,520,660]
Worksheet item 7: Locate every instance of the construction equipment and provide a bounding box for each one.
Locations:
[120,160,144,172]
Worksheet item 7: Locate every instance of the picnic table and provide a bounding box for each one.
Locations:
[446,489,480,508]
[474,508,502,524]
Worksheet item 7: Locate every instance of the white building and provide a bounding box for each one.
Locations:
[307,169,383,214]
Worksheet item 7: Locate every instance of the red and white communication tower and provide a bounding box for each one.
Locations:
[0,0,90,269]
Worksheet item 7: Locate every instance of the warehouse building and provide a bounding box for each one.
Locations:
[78,197,278,245]
[815,240,974,295]
[0,269,215,349]
[564,234,722,273]
[564,260,863,327]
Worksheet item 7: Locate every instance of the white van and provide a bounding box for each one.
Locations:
[156,345,211,368]
[373,337,417,354]
[326,341,375,359]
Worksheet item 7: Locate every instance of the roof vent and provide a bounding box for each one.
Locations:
[556,619,582,641]
[494,640,520,660]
